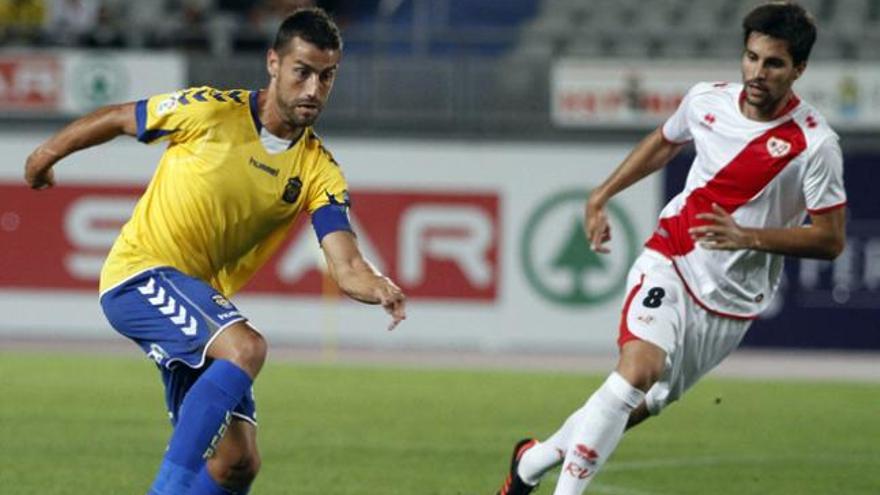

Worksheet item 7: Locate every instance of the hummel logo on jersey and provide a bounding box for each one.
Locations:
[766,137,792,158]
[249,157,279,177]
[806,115,818,128]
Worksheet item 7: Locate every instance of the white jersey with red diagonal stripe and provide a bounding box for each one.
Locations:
[646,81,846,318]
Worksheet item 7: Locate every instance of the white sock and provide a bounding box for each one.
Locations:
[517,409,584,484]
[553,372,644,495]
[517,440,564,485]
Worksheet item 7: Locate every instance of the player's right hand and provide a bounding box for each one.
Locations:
[584,196,612,253]
[24,148,58,190]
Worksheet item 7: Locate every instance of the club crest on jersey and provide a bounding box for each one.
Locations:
[282,176,303,204]
[766,137,791,158]
[211,294,233,309]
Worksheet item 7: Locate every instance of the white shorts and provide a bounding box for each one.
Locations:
[619,250,753,415]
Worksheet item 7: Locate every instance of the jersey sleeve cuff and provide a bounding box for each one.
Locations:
[660,124,691,145]
[807,201,847,215]
[135,99,177,143]
[135,99,148,142]
[311,204,353,242]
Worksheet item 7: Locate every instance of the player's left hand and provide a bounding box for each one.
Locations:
[376,277,406,331]
[689,203,757,251]
[584,196,612,253]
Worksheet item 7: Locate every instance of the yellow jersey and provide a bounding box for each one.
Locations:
[100,87,351,296]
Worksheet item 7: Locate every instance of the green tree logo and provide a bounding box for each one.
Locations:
[550,217,609,299]
[72,58,128,111]
[521,189,638,306]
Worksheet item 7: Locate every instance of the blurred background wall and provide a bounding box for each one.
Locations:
[1,0,878,353]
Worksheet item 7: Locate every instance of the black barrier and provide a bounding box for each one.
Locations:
[663,151,880,350]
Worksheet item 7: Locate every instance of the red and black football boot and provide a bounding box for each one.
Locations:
[496,438,539,495]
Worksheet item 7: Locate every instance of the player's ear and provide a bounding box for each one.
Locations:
[793,61,807,80]
[267,49,280,79]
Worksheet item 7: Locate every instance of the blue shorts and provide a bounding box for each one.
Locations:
[101,267,256,425]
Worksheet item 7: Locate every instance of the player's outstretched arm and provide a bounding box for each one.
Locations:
[24,102,138,190]
[320,230,407,330]
[585,127,684,253]
[690,203,846,260]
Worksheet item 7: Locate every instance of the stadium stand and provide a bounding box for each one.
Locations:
[2,0,877,60]
[518,0,879,60]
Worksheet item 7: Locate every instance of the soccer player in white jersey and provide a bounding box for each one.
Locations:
[494,2,846,494]
[25,8,406,495]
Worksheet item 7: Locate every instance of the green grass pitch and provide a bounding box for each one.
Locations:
[1,352,878,494]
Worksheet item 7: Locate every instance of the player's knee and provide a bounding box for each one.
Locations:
[616,354,664,391]
[230,451,261,484]
[238,331,268,372]
[220,328,268,377]
[210,450,262,488]
[617,341,666,391]
[616,363,660,391]
[625,402,651,430]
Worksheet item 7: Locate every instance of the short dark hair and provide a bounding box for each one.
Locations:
[742,1,817,65]
[272,7,343,54]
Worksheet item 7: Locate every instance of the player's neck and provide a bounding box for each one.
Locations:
[258,89,305,142]
[740,90,795,122]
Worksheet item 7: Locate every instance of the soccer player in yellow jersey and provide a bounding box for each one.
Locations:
[24,8,405,495]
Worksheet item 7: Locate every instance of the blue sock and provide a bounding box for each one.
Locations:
[149,360,253,495]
